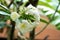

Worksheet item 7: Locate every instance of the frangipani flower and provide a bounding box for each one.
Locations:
[10,12,20,21]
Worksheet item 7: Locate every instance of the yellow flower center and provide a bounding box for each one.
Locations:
[20,23,26,29]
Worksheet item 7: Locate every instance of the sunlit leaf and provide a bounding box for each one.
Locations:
[38,1,54,9]
[0,11,10,16]
[51,16,60,25]
[38,1,60,14]
[0,4,8,10]
[46,0,52,2]
[56,23,60,30]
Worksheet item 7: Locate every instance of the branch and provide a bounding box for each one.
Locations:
[35,2,60,36]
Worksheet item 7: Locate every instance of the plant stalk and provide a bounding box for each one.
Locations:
[29,28,35,40]
[10,21,15,40]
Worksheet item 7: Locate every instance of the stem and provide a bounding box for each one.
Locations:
[10,21,15,40]
[35,2,60,36]
[35,23,49,36]
[29,28,35,40]
[44,35,49,40]
[17,5,20,13]
[50,2,60,21]
[7,0,16,40]
[29,0,39,40]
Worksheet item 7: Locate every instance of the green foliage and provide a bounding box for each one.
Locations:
[19,13,35,22]
[41,9,48,13]
[0,4,10,14]
[56,23,60,30]
[40,18,48,24]
[51,15,60,30]
[47,14,53,19]
[0,11,10,16]
[0,0,7,6]
[38,0,60,13]
[38,1,54,10]
[58,0,60,2]
[46,0,52,2]
[0,14,10,22]
[0,0,60,30]
[38,0,60,30]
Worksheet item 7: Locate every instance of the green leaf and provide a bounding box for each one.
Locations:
[0,11,10,16]
[0,4,10,14]
[41,9,48,13]
[0,14,10,22]
[0,4,8,10]
[56,23,60,30]
[51,16,60,25]
[46,0,52,2]
[38,1,60,14]
[19,13,35,22]
[38,1,54,10]
[58,10,60,13]
[40,18,48,24]
[58,0,60,2]
[0,0,8,6]
[47,14,53,19]
[0,9,10,14]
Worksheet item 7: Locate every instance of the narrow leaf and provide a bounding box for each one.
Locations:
[40,18,48,24]
[0,11,10,16]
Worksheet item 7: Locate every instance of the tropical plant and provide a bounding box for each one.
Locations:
[0,0,60,40]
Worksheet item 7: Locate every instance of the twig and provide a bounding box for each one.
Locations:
[35,23,49,36]
[44,35,49,40]
[35,1,60,36]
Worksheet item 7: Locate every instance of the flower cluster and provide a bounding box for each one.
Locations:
[10,4,40,34]
[0,3,40,34]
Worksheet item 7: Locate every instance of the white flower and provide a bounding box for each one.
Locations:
[26,4,40,23]
[10,12,20,21]
[15,20,36,34]
[15,4,40,34]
